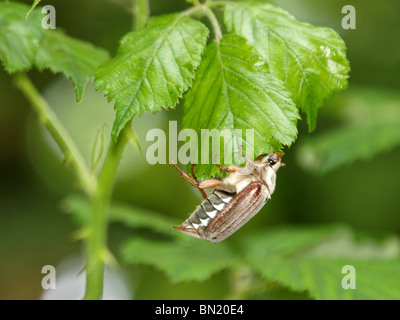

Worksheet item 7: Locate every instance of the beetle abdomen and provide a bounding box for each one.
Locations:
[174,190,235,238]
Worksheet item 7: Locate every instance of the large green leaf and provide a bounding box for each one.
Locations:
[121,237,238,283]
[0,2,44,73]
[183,34,299,179]
[95,13,209,141]
[224,1,350,131]
[240,225,400,299]
[35,31,110,102]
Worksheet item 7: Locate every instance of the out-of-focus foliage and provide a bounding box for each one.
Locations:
[241,226,400,299]
[0,2,44,72]
[36,31,110,102]
[298,87,400,173]
[65,196,400,299]
[0,2,109,101]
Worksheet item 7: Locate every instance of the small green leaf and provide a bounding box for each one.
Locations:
[127,126,142,154]
[183,34,299,179]
[224,2,350,131]
[121,237,238,283]
[26,0,41,20]
[35,30,110,102]
[0,2,44,73]
[95,13,209,141]
[90,124,108,173]
[240,225,400,299]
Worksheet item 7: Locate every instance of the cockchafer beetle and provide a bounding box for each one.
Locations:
[170,150,285,243]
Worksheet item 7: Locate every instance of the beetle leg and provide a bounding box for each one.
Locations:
[170,160,197,186]
[191,163,209,198]
[199,190,208,199]
[213,152,237,173]
[216,164,237,173]
[170,161,208,199]
[191,163,198,182]
[197,179,222,189]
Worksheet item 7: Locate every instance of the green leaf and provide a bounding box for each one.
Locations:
[26,0,41,19]
[95,13,209,141]
[0,2,109,101]
[240,225,400,299]
[297,87,400,173]
[109,202,178,238]
[121,237,238,283]
[298,123,400,174]
[224,1,350,131]
[63,195,177,237]
[0,2,44,73]
[183,34,299,179]
[35,30,110,102]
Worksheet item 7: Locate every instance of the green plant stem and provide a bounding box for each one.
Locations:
[182,3,223,41]
[133,0,149,30]
[208,0,235,7]
[202,5,222,41]
[13,73,95,195]
[84,0,149,300]
[83,125,130,300]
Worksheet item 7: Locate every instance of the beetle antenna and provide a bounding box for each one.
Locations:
[213,152,220,164]
[236,145,254,169]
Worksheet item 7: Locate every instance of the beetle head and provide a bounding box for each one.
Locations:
[260,152,283,171]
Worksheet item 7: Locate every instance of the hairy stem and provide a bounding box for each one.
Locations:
[13,73,95,195]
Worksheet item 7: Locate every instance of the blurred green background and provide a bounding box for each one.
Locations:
[1,0,400,299]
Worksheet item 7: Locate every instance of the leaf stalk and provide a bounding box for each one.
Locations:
[13,73,96,195]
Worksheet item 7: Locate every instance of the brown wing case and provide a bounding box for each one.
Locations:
[174,181,268,243]
[205,181,268,243]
